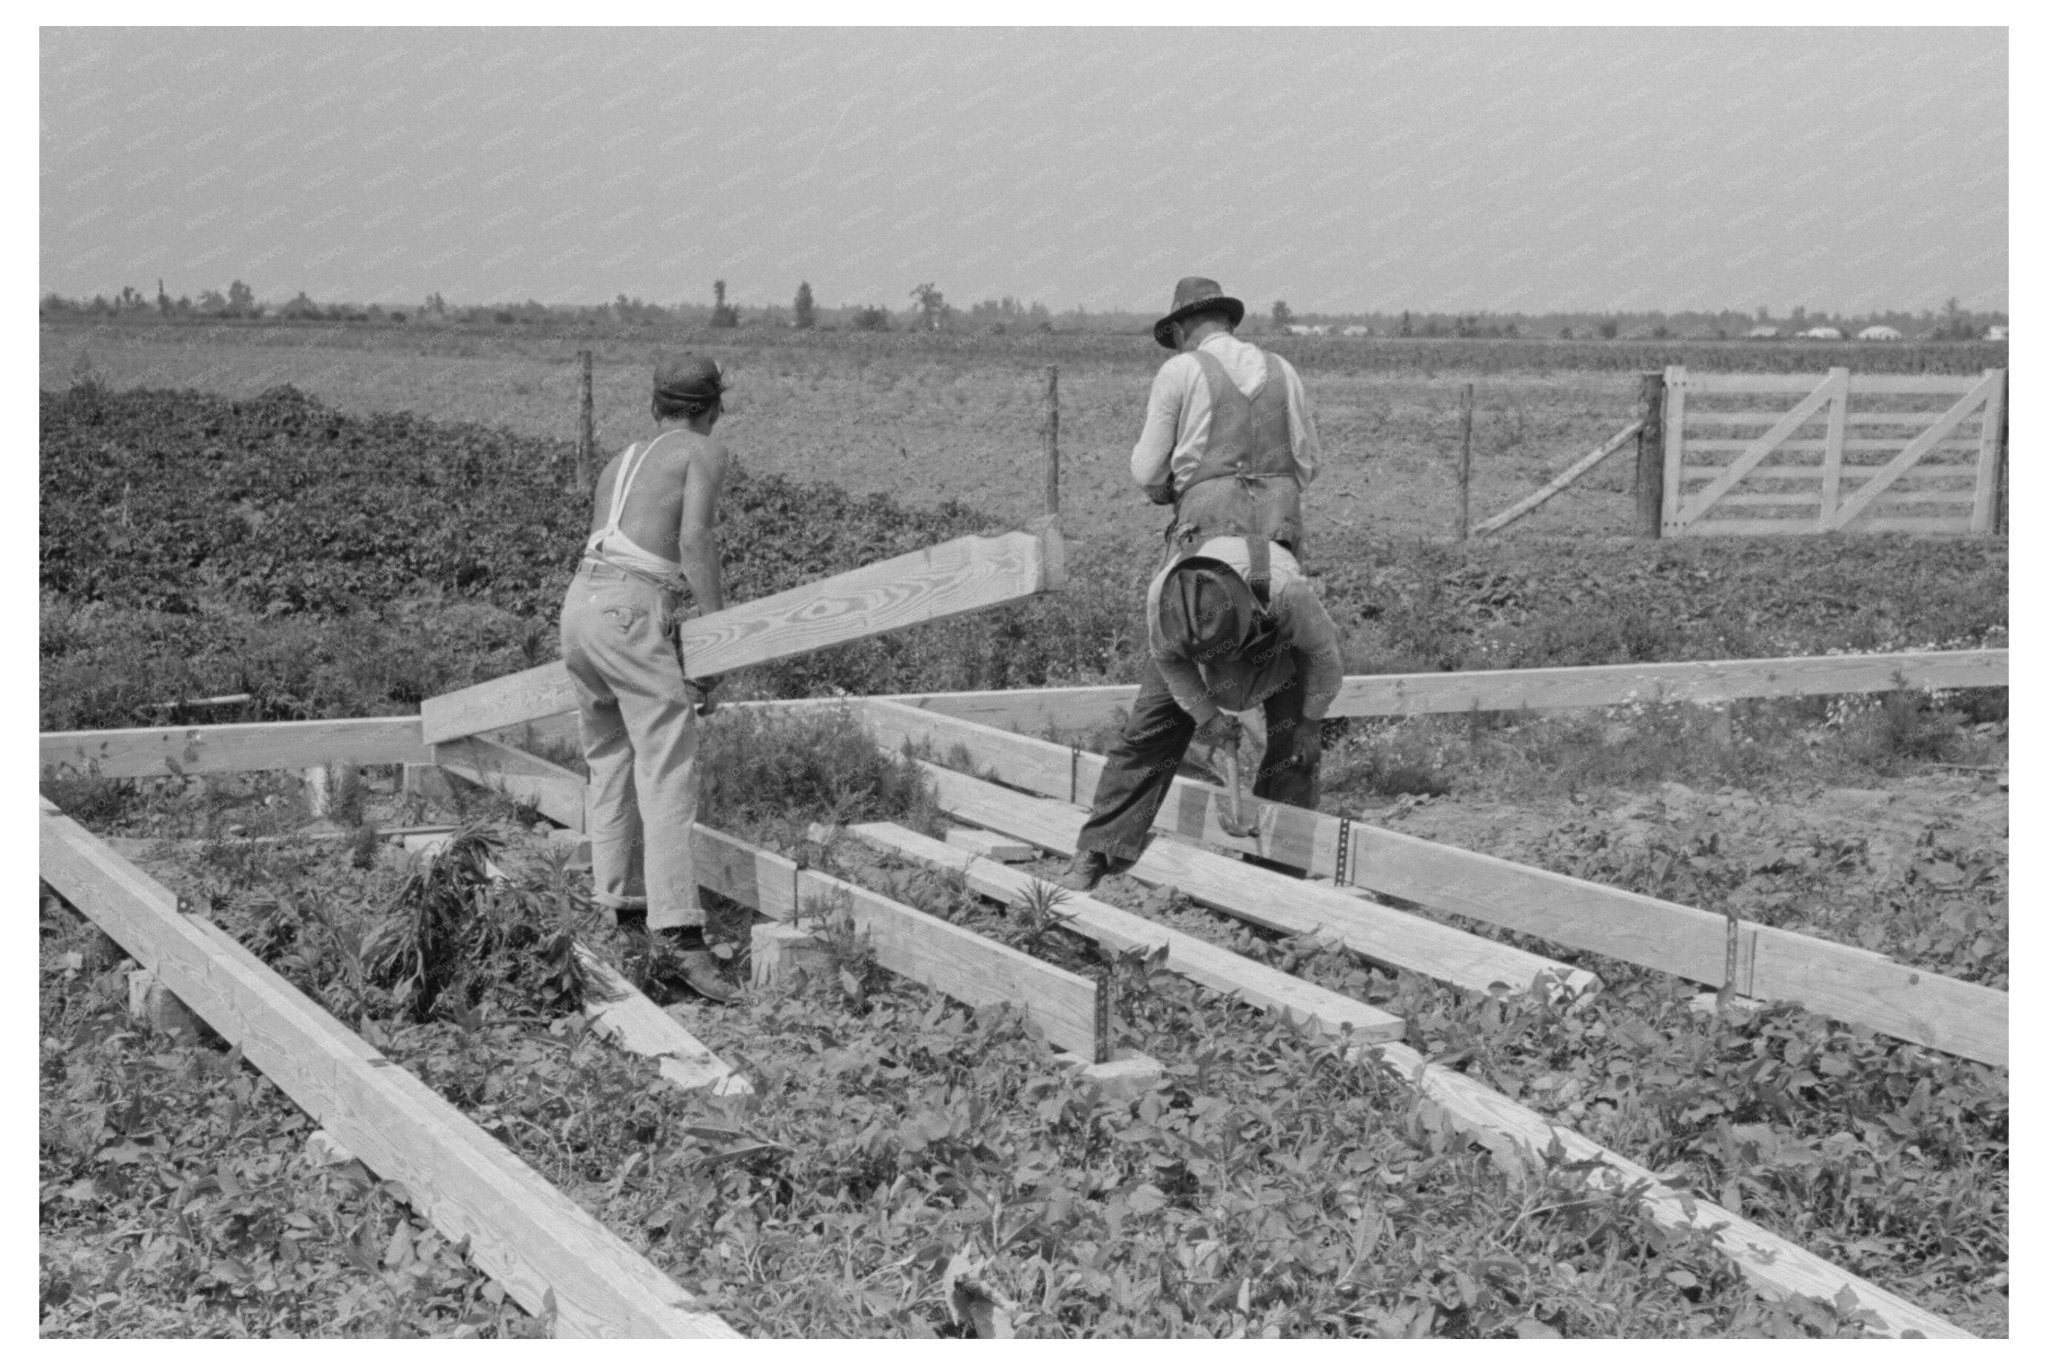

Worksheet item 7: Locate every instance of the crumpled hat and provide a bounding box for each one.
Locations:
[1158,555,1258,660]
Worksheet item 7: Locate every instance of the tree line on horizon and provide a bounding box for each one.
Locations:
[39,279,2009,343]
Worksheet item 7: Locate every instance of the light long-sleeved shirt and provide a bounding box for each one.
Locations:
[1145,536,1345,724]
[1129,333,1322,495]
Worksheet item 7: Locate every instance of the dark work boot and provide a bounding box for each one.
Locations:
[654,927,739,1004]
[1054,850,1115,893]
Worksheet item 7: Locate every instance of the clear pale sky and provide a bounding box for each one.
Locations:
[39,26,2007,316]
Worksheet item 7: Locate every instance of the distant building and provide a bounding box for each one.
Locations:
[1340,325,1373,337]
[1745,325,1782,339]
[1799,326,1844,340]
[1856,325,1903,341]
[1985,324,2008,341]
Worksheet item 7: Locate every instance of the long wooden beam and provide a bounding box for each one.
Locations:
[912,760,1596,1000]
[845,648,2007,734]
[868,703,2007,1067]
[849,822,1404,1042]
[688,822,1101,1059]
[37,801,736,1339]
[419,519,1065,744]
[1365,1026,1964,1336]
[431,735,586,830]
[1473,420,1643,536]
[575,947,751,1095]
[40,716,433,779]
[845,823,1958,1337]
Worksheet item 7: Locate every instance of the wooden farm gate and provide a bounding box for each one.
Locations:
[1660,366,2007,537]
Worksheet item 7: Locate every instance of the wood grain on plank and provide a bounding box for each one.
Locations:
[868,703,2007,1066]
[37,803,736,1339]
[850,822,1404,1042]
[40,717,432,779]
[691,824,1100,1057]
[420,522,1063,743]
[913,759,1593,999]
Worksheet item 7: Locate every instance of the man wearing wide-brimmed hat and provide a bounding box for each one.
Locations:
[1133,275,1324,561]
[1055,532,1344,892]
[559,353,737,1001]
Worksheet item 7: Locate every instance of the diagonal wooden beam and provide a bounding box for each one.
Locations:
[867,702,2006,1067]
[1472,420,1643,537]
[844,825,1959,1338]
[420,519,1064,744]
[1830,370,2002,529]
[1677,368,1843,528]
[431,735,586,830]
[37,801,737,1339]
[911,759,1596,1000]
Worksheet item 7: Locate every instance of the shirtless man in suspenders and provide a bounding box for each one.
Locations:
[559,354,735,1001]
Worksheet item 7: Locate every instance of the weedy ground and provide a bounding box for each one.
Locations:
[42,704,2006,1337]
[39,334,2005,1337]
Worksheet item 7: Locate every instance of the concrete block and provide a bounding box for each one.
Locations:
[1054,1049,1165,1104]
[305,1129,357,1167]
[401,763,456,805]
[750,920,830,989]
[126,969,198,1044]
[944,828,1034,862]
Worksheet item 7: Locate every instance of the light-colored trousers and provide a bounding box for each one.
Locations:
[559,562,703,929]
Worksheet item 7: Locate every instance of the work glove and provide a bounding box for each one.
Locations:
[1193,711,1241,750]
[685,676,721,718]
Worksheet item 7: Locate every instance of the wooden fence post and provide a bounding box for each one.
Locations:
[1994,374,2010,536]
[1043,365,1060,515]
[576,349,595,496]
[1457,383,1474,540]
[1635,371,1666,538]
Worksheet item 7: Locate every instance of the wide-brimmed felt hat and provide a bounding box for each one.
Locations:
[1158,555,1258,660]
[652,353,729,404]
[1152,276,1245,349]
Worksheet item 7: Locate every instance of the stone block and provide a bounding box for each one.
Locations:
[1055,1049,1164,1104]
[750,920,830,989]
[126,969,199,1044]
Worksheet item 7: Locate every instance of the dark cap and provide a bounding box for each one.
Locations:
[1158,556,1256,659]
[652,353,728,404]
[1152,276,1245,349]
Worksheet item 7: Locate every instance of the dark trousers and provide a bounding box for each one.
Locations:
[1075,658,1320,863]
